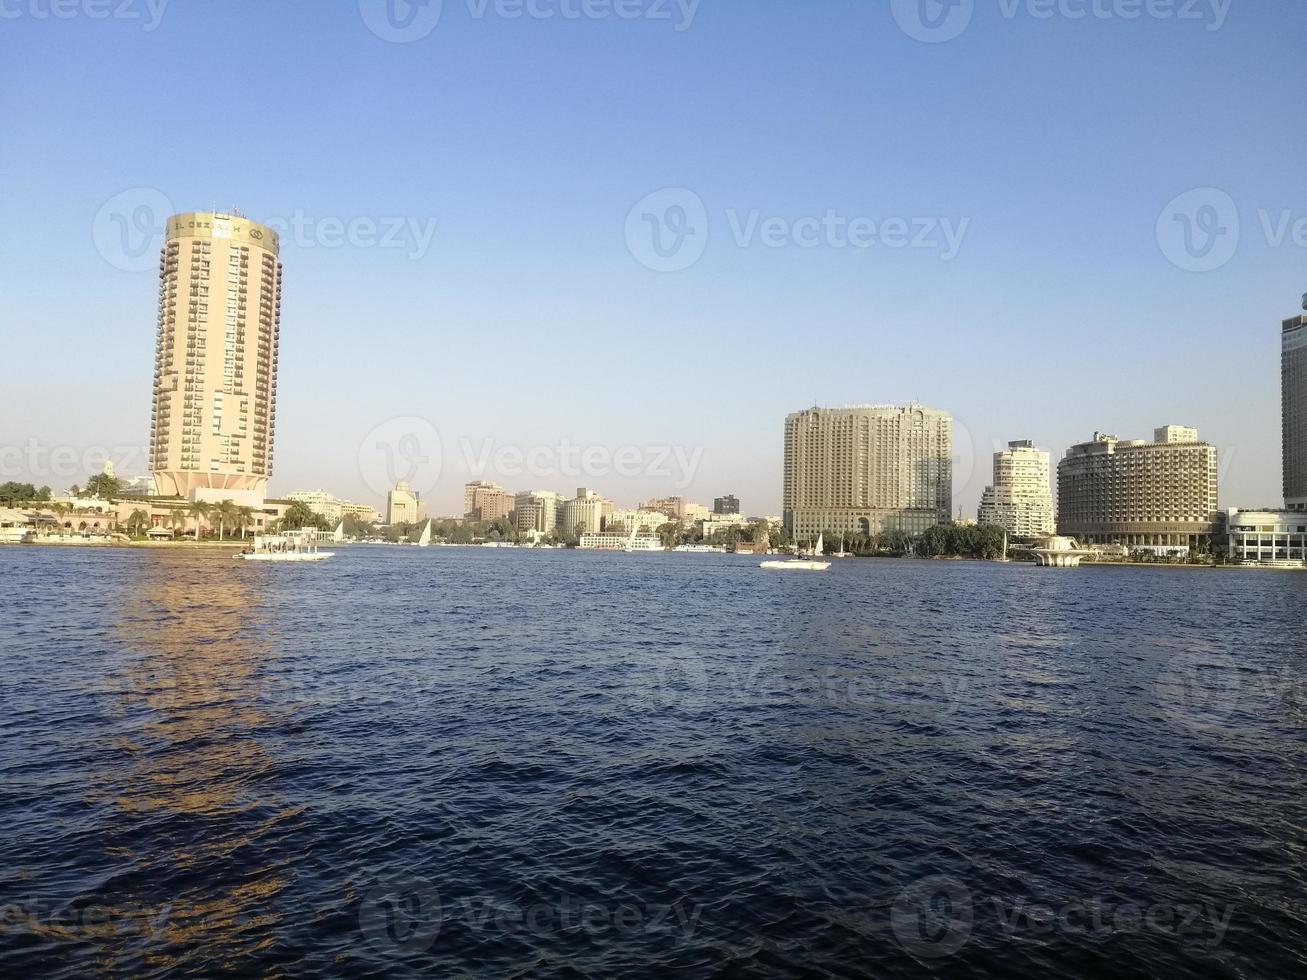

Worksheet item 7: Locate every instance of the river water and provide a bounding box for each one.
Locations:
[2,546,1305,977]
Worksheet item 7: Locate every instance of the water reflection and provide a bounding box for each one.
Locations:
[87,556,290,973]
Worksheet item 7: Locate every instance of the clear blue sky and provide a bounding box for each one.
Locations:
[2,0,1304,515]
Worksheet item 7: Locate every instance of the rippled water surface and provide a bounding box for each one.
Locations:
[2,546,1306,977]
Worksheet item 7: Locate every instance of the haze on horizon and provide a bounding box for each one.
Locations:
[2,0,1303,517]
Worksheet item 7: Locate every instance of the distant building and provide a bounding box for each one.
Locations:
[1225,508,1307,566]
[464,480,514,522]
[339,501,381,524]
[640,496,710,522]
[713,495,740,515]
[608,509,667,534]
[387,480,423,525]
[701,513,749,540]
[560,488,608,537]
[148,211,282,506]
[783,404,952,540]
[514,490,563,534]
[1284,301,1307,511]
[287,490,344,523]
[977,440,1055,539]
[1057,427,1218,548]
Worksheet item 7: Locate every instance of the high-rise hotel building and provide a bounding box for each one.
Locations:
[149,212,282,503]
[978,440,1055,538]
[783,405,952,540]
[1057,426,1218,548]
[1284,297,1307,511]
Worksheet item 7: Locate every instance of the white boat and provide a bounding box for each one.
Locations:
[416,519,433,548]
[236,530,334,562]
[761,532,831,571]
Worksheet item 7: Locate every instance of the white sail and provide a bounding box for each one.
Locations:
[332,521,345,543]
[814,533,823,556]
[417,519,433,547]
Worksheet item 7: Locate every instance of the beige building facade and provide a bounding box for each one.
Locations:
[978,440,1055,538]
[1056,428,1219,547]
[149,212,282,503]
[387,480,423,525]
[783,405,953,539]
[464,481,515,522]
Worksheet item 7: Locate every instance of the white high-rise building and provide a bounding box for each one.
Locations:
[978,440,1054,539]
[783,404,953,539]
[148,211,282,505]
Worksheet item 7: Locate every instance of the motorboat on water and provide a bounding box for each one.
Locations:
[235,530,334,562]
[760,533,831,571]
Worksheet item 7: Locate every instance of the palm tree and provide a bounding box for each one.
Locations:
[236,506,255,539]
[168,509,188,539]
[213,499,236,541]
[126,508,150,537]
[187,501,209,541]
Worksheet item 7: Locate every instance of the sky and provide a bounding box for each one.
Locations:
[2,0,1304,517]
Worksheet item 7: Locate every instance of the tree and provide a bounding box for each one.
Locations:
[187,501,209,540]
[125,509,151,536]
[279,500,319,530]
[0,482,33,505]
[168,509,188,538]
[84,474,122,500]
[656,521,683,550]
[212,500,237,541]
[236,506,255,539]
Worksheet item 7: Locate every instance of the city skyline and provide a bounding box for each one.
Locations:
[3,3,1305,516]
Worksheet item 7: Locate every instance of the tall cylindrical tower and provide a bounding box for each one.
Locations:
[149,212,282,501]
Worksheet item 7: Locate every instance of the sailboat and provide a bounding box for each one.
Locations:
[332,521,346,544]
[417,519,433,548]
[760,532,831,571]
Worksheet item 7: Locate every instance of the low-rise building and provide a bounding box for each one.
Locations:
[1225,508,1307,566]
[608,509,668,534]
[287,489,344,523]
